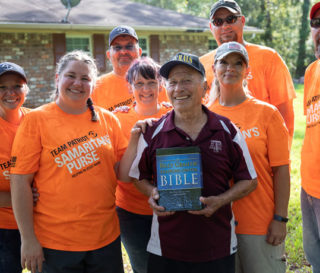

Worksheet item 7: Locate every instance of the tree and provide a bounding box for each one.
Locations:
[296,0,311,78]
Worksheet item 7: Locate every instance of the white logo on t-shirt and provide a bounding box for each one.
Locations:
[209,140,222,153]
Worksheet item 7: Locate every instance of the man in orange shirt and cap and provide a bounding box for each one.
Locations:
[200,0,296,146]
[91,25,142,112]
[92,25,167,112]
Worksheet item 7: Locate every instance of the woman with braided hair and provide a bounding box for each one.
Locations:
[10,50,131,273]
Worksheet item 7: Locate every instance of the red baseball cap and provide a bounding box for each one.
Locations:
[310,2,320,19]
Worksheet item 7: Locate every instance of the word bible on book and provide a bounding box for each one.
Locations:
[156,146,203,211]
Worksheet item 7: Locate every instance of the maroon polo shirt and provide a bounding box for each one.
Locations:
[130,106,256,262]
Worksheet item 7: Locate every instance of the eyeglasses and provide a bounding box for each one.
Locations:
[310,18,320,28]
[111,44,136,52]
[211,15,241,27]
[133,81,158,90]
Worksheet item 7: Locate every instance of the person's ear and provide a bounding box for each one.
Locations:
[209,21,214,31]
[241,15,245,25]
[245,65,250,79]
[128,83,133,94]
[55,73,59,87]
[212,63,216,76]
[138,47,142,57]
[107,50,110,60]
[202,80,208,97]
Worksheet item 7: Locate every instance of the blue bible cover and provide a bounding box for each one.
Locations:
[156,146,203,211]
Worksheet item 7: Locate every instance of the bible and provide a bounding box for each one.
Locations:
[156,146,203,211]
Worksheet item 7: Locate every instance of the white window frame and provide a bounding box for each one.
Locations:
[66,34,92,54]
[139,36,149,57]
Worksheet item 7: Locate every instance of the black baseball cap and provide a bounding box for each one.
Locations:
[160,52,205,79]
[0,62,27,83]
[109,25,138,46]
[210,0,242,19]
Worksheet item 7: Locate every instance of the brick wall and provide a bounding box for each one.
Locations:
[0,32,210,108]
[159,34,209,64]
[0,32,55,108]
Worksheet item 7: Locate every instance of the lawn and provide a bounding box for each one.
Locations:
[285,84,312,273]
[24,84,310,273]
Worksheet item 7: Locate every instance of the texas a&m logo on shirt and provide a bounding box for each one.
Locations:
[209,140,222,153]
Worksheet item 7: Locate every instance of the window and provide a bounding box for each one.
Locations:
[208,38,217,51]
[139,37,149,57]
[66,36,91,53]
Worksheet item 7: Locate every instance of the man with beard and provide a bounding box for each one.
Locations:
[300,3,320,272]
[91,26,142,112]
[200,0,296,147]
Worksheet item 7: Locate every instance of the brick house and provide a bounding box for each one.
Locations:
[0,0,262,108]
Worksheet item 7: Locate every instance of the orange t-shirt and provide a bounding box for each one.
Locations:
[209,96,289,235]
[200,42,296,106]
[92,71,168,112]
[0,107,29,229]
[301,59,320,198]
[10,102,127,251]
[115,103,172,215]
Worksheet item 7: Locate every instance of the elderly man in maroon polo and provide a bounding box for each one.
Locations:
[129,52,257,273]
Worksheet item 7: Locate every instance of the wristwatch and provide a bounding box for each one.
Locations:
[273,214,289,223]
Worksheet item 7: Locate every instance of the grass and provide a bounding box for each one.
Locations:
[122,245,133,273]
[285,84,311,273]
[24,84,310,273]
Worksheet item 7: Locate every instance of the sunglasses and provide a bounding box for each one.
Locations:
[211,15,241,27]
[111,44,136,52]
[310,18,320,28]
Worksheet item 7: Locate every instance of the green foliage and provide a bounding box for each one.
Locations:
[296,0,311,78]
[285,84,311,272]
[131,0,317,78]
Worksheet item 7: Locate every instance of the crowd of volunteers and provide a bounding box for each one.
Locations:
[1,1,320,273]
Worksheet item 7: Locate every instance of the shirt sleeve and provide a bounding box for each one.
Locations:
[267,51,296,106]
[129,133,153,182]
[228,122,257,182]
[303,64,312,116]
[10,113,42,174]
[267,110,290,167]
[110,113,128,162]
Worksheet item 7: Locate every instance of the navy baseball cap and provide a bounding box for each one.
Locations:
[160,52,205,79]
[215,42,249,65]
[210,0,242,19]
[109,25,138,46]
[0,62,27,83]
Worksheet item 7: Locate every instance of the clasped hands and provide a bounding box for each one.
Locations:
[148,187,225,218]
